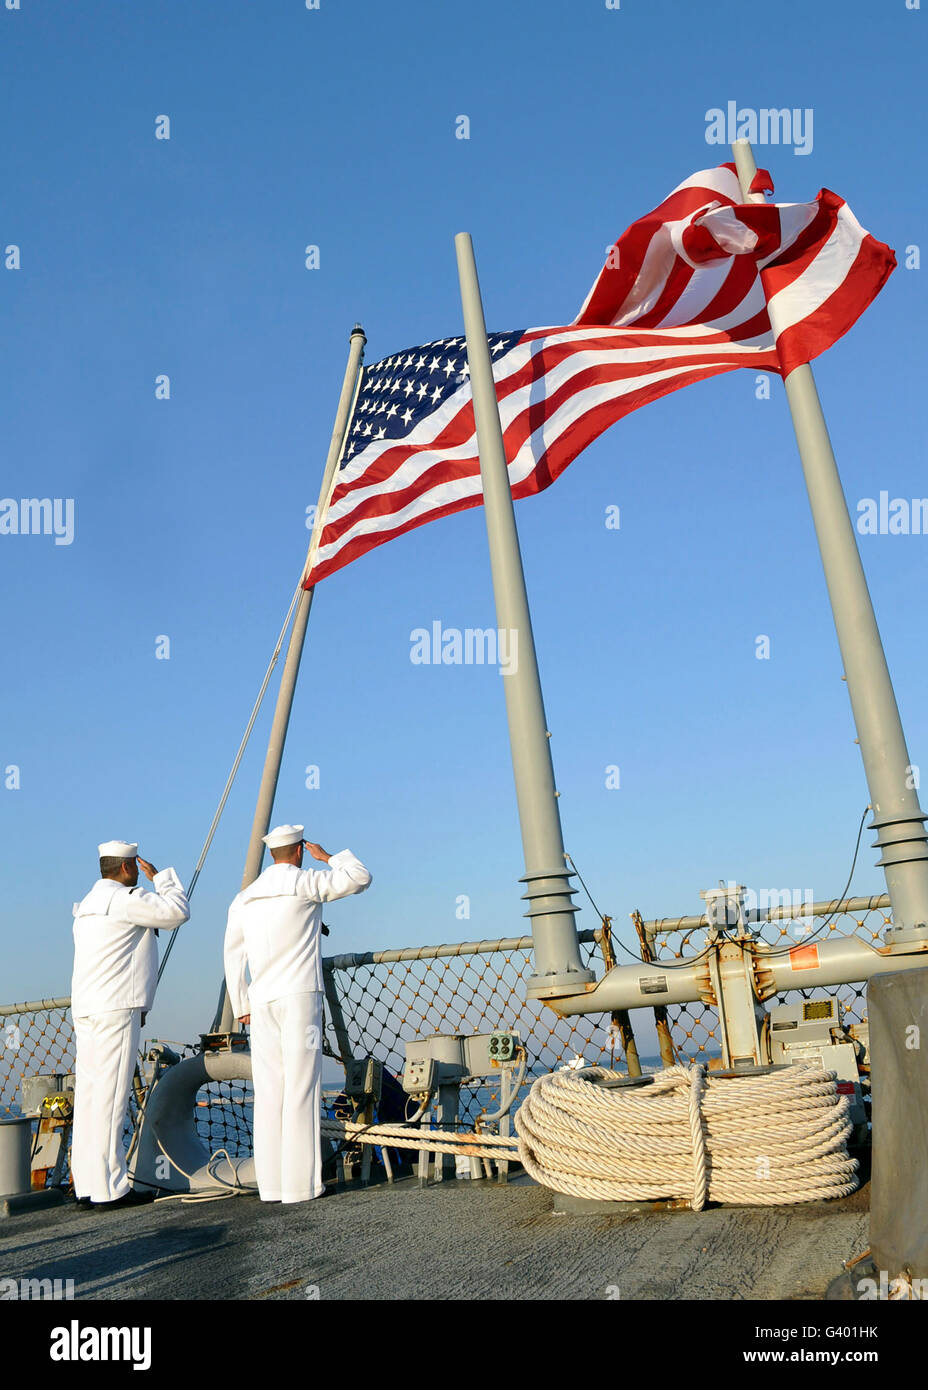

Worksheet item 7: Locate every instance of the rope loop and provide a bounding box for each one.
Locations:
[514,1061,857,1208]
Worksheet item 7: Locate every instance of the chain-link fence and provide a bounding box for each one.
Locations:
[0,999,74,1119]
[322,929,614,1126]
[0,1006,254,1156]
[0,894,893,1183]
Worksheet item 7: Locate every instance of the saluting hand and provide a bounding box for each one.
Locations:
[303,841,330,864]
[137,856,158,881]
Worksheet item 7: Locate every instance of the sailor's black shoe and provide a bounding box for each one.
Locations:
[91,1190,156,1210]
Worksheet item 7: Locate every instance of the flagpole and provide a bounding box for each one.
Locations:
[732,139,928,939]
[454,233,594,999]
[214,324,367,1032]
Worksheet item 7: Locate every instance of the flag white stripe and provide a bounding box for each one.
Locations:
[315,342,773,570]
[325,333,773,525]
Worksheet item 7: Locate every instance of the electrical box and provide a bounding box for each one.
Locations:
[489,1031,517,1064]
[402,1057,438,1096]
[463,1031,520,1074]
[344,1057,383,1100]
[403,1031,521,1096]
[701,883,749,933]
[770,997,837,1042]
[768,1000,866,1124]
[19,1073,75,1119]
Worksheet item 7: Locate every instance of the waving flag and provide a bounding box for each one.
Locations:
[305,165,894,587]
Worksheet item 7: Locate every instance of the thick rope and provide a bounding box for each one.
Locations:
[321,1117,520,1162]
[514,1063,858,1209]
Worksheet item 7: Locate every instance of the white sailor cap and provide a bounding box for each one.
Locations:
[98,839,139,859]
[262,824,304,850]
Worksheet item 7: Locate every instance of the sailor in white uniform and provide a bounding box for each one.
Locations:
[71,840,190,1208]
[223,825,371,1204]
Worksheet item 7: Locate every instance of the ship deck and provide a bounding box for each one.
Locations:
[1,1171,869,1301]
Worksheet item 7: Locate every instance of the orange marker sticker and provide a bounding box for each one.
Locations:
[789,944,820,971]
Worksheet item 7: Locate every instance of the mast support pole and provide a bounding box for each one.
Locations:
[733,139,928,939]
[454,233,594,998]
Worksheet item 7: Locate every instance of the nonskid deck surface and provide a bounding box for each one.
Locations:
[1,1175,869,1301]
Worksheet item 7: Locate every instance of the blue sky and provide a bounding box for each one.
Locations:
[1,0,926,1055]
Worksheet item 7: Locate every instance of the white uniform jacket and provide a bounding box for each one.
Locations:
[71,869,190,1015]
[223,850,371,1019]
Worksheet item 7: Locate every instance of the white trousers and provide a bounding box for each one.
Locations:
[70,1008,141,1203]
[250,991,323,1203]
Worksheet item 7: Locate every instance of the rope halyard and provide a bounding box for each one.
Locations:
[514,1062,858,1209]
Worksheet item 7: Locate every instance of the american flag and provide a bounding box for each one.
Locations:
[305,164,894,587]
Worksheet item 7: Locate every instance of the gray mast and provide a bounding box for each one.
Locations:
[214,325,367,1032]
[454,233,594,998]
[732,139,928,938]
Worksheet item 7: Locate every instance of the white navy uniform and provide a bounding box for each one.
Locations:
[71,862,189,1202]
[223,840,371,1203]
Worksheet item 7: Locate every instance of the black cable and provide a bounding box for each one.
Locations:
[565,853,717,970]
[568,805,871,968]
[759,805,871,957]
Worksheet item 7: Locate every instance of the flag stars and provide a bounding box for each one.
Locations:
[337,333,526,497]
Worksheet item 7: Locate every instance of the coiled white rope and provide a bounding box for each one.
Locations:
[514,1062,858,1209]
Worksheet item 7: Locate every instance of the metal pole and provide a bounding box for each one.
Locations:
[453,233,594,997]
[215,325,366,1031]
[732,140,928,938]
